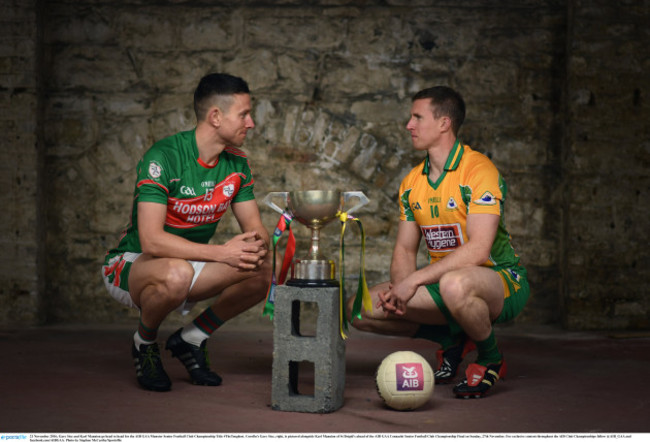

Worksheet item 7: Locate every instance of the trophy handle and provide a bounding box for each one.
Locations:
[263,191,289,214]
[342,191,369,214]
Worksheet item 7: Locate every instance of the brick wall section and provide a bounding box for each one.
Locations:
[561,0,650,329]
[0,0,41,325]
[0,0,647,330]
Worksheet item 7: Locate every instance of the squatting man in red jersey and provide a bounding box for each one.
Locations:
[102,73,271,391]
[348,86,530,398]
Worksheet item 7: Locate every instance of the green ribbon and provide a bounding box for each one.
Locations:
[262,210,295,319]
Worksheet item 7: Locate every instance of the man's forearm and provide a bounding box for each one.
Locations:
[140,228,221,262]
[389,248,417,284]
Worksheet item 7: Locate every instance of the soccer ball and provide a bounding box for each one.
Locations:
[375,351,434,411]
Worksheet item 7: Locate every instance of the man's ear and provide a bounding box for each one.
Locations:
[207,106,222,128]
[440,116,452,133]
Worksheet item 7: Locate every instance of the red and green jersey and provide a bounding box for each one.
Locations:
[398,140,522,269]
[106,128,255,258]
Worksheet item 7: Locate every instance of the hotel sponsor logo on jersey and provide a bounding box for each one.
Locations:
[421,223,463,252]
[166,175,240,228]
[169,199,230,225]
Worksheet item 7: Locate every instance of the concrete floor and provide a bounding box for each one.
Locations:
[1,322,649,434]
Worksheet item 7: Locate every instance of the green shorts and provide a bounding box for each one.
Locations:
[425,265,529,336]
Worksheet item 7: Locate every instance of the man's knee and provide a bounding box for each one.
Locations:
[132,259,194,312]
[439,271,471,311]
[158,259,195,302]
[348,304,373,332]
[349,315,372,333]
[439,268,504,319]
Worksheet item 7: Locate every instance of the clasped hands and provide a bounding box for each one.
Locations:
[376,278,417,317]
[223,231,268,271]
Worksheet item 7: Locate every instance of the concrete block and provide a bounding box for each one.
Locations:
[271,285,345,413]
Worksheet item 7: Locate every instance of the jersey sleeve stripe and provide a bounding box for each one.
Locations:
[136,179,169,194]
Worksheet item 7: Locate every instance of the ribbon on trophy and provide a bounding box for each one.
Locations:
[337,210,372,339]
[262,210,296,319]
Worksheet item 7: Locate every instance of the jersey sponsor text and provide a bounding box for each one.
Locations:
[167,199,231,228]
[421,223,463,252]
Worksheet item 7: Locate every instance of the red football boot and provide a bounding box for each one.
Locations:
[434,337,476,384]
[453,360,507,398]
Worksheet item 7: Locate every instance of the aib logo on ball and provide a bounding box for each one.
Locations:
[395,362,424,391]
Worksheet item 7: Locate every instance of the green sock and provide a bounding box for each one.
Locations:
[193,307,225,335]
[475,330,502,366]
[413,324,459,350]
[134,318,158,349]
[138,318,157,341]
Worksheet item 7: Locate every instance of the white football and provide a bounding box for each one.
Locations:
[375,351,435,411]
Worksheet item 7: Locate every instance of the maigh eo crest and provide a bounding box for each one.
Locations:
[148,161,162,179]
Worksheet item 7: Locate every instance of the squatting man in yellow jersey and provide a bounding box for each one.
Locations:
[348,86,530,398]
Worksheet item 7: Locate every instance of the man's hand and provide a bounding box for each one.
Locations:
[376,277,418,317]
[221,231,268,270]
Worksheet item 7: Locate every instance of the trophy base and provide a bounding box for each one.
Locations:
[286,278,339,288]
[286,259,338,287]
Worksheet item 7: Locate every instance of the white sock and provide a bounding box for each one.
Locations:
[180,323,210,347]
[133,331,155,350]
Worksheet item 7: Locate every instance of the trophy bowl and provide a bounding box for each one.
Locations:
[288,190,341,229]
[264,190,369,287]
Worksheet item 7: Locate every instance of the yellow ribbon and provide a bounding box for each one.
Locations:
[337,211,372,339]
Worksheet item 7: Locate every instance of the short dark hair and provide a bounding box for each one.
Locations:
[412,86,466,136]
[194,73,250,120]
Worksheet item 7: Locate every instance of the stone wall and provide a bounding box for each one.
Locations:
[0,0,42,325]
[562,0,649,329]
[0,0,647,330]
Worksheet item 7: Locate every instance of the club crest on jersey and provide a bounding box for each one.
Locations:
[509,269,521,282]
[148,161,162,179]
[223,184,235,197]
[474,191,497,205]
[446,197,458,210]
[412,202,422,211]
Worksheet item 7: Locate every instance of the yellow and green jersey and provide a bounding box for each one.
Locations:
[398,140,521,270]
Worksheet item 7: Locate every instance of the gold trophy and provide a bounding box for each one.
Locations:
[264,190,369,287]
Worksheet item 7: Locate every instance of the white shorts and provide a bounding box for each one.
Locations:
[102,252,206,316]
